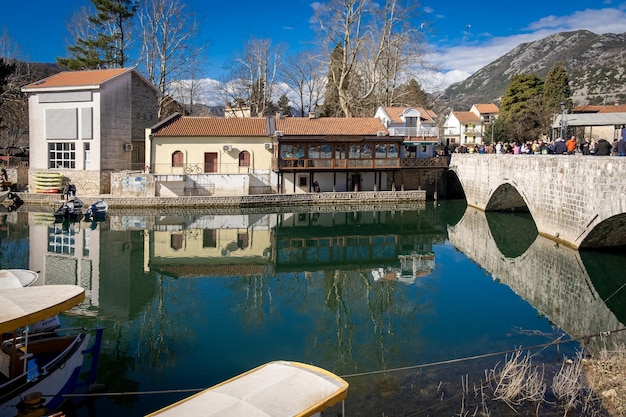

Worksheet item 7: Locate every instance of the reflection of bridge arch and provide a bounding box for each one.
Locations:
[447,206,626,353]
[448,154,626,249]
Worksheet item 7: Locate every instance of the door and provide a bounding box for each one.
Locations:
[204,152,218,173]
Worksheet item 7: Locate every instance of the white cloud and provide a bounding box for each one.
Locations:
[426,7,626,91]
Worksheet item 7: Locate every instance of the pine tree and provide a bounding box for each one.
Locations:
[57,0,137,70]
[395,79,430,108]
[319,44,345,117]
[500,74,545,142]
[543,62,571,114]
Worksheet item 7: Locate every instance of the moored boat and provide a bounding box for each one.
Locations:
[0,270,39,289]
[144,360,349,417]
[84,200,108,222]
[0,285,103,417]
[53,198,84,222]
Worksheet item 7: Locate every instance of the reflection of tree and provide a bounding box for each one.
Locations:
[238,275,268,330]
[98,322,140,407]
[320,269,424,375]
[136,275,197,375]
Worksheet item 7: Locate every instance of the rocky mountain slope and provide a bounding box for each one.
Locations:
[442,30,626,111]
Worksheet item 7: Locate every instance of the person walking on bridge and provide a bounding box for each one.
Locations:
[595,138,612,156]
[617,135,626,156]
[566,136,577,154]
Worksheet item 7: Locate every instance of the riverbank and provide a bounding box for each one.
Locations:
[584,347,626,416]
[15,189,428,209]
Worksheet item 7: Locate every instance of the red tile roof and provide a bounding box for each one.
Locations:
[152,117,269,137]
[453,111,482,123]
[277,117,387,135]
[382,107,435,123]
[23,68,132,89]
[473,103,499,113]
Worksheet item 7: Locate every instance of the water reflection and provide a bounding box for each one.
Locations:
[0,202,623,416]
[449,205,626,353]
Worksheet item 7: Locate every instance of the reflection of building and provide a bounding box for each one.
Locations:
[29,215,101,313]
[272,211,444,280]
[370,252,436,284]
[148,214,274,277]
[28,214,156,319]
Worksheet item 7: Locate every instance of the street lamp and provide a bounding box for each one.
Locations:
[560,102,567,139]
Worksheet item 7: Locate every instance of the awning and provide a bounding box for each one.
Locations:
[552,112,626,128]
[0,285,85,333]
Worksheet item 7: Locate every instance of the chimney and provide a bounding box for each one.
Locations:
[308,112,317,119]
[276,112,282,119]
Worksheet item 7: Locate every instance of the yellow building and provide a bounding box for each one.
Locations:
[146,115,276,196]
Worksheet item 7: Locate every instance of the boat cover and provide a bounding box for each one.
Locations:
[0,285,85,333]
[145,361,349,417]
[0,269,38,289]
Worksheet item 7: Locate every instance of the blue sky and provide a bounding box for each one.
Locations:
[2,0,626,92]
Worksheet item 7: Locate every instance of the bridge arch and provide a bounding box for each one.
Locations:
[448,154,626,249]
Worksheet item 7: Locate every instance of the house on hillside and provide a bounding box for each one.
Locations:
[374,107,440,157]
[442,111,484,147]
[22,68,160,194]
[272,114,400,193]
[146,114,275,196]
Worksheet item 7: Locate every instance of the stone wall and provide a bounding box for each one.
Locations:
[28,169,105,195]
[449,154,626,248]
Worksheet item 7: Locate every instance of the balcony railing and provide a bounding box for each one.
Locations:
[148,163,252,175]
[388,126,440,137]
[401,157,449,168]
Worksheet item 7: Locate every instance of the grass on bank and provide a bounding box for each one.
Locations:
[452,345,626,417]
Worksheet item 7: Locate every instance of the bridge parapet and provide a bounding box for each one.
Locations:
[449,154,626,249]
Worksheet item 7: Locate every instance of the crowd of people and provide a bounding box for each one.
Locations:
[451,132,626,156]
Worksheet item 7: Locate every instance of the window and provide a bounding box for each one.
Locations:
[84,142,91,170]
[239,151,250,167]
[172,150,183,167]
[203,229,217,248]
[49,143,76,169]
[170,234,183,250]
[298,176,308,187]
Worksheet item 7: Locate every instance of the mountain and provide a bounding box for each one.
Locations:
[441,30,626,111]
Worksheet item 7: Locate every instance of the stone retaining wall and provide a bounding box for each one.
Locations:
[16,190,427,209]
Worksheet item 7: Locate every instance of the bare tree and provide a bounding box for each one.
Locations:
[312,0,427,117]
[138,0,203,119]
[219,37,284,117]
[280,51,326,117]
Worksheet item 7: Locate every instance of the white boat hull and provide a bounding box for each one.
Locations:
[0,333,91,417]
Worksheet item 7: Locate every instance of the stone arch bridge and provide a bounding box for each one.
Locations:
[448,154,626,249]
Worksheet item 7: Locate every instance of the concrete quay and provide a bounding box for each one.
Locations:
[15,189,428,210]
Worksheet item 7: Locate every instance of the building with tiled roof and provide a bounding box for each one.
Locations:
[374,106,440,158]
[147,112,448,197]
[442,111,484,147]
[22,68,159,194]
[146,114,275,196]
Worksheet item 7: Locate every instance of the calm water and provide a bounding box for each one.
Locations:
[1,200,625,416]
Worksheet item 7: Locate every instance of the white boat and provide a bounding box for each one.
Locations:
[0,285,103,417]
[145,360,349,417]
[0,269,39,289]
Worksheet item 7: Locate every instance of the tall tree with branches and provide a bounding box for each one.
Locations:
[280,51,326,117]
[312,0,427,117]
[57,0,137,70]
[138,0,202,119]
[220,37,284,117]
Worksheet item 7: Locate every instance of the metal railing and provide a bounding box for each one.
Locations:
[388,127,439,137]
